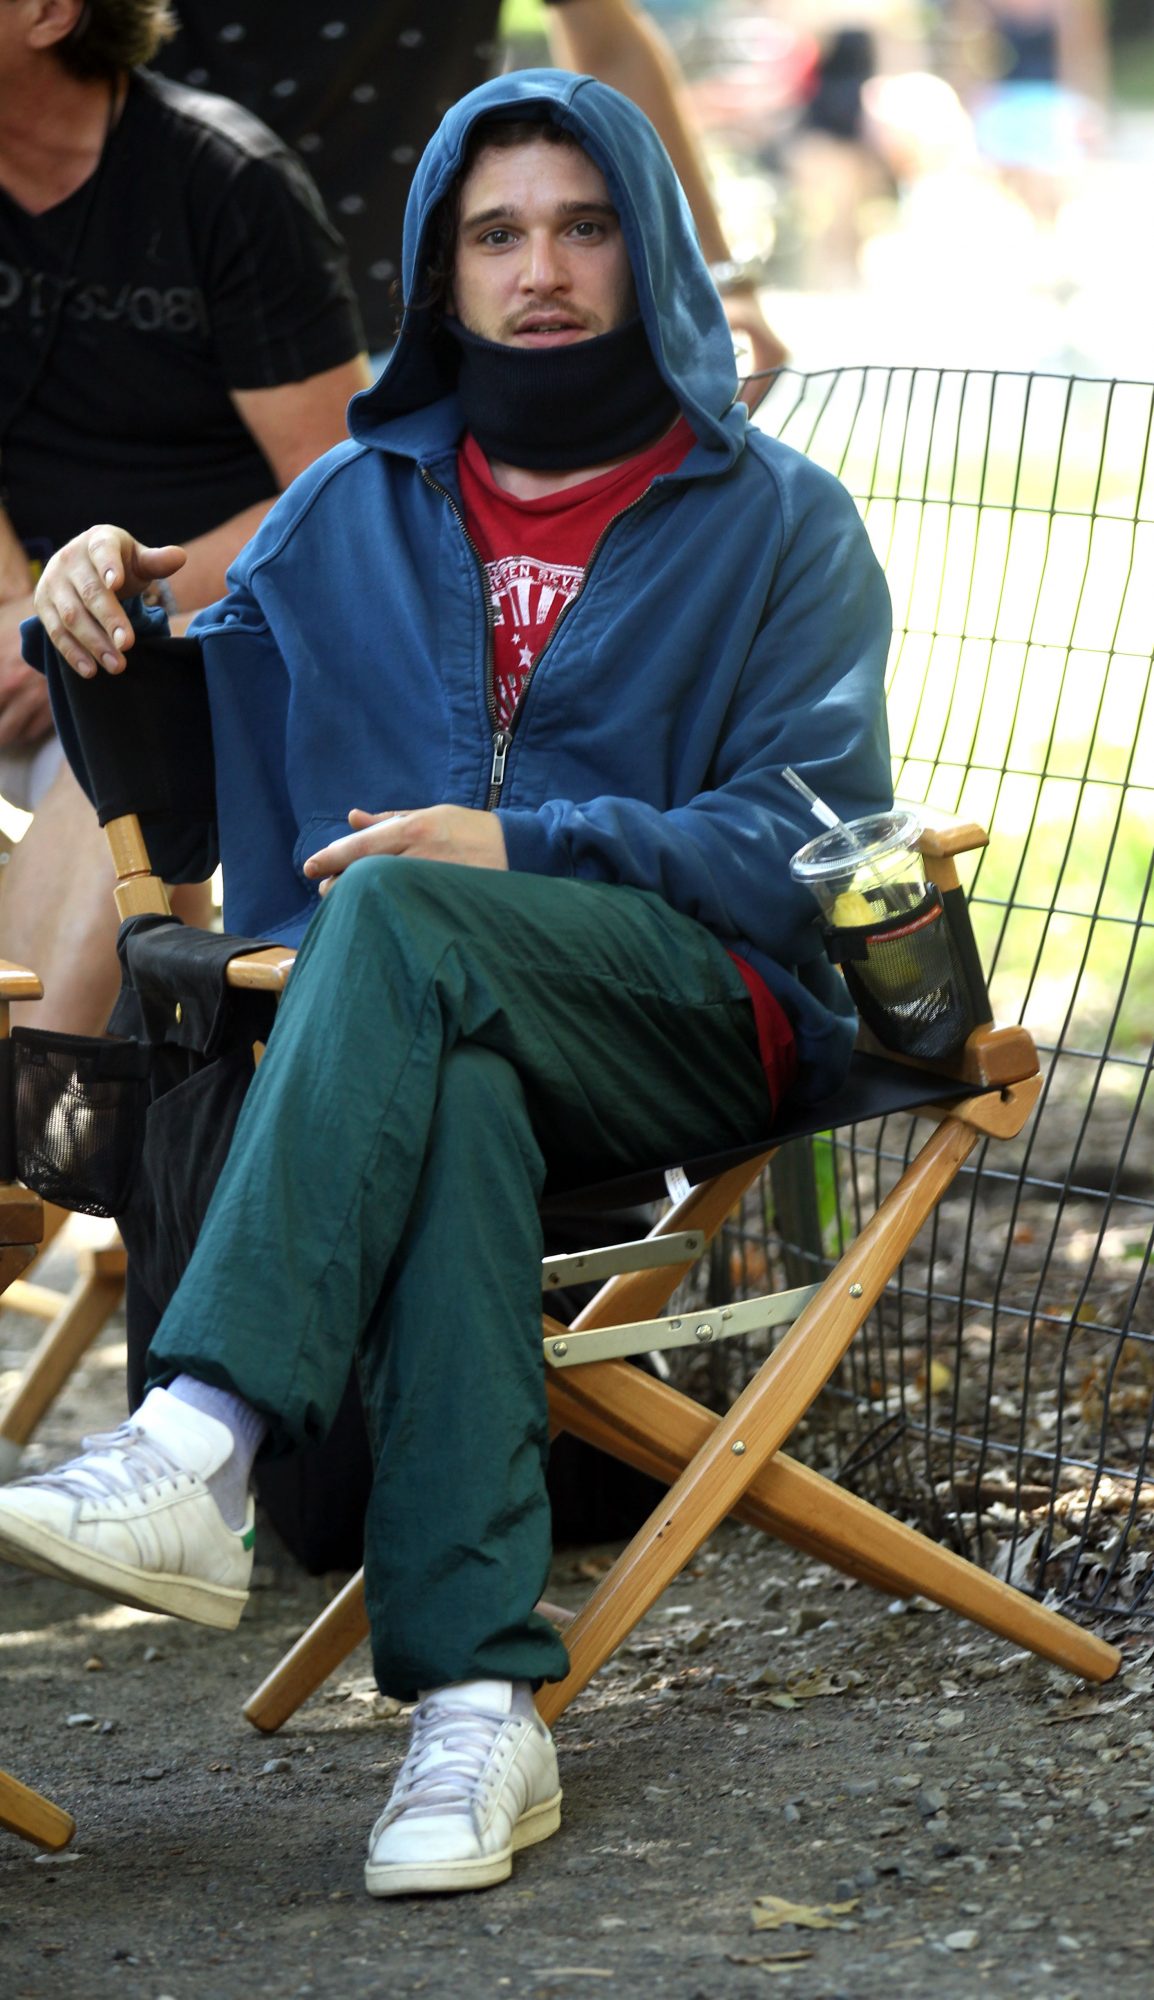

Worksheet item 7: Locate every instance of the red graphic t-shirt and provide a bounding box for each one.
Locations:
[458,418,695,729]
[456,420,797,1112]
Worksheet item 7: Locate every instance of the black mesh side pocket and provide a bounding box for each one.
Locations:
[827,886,977,1062]
[11,1028,152,1217]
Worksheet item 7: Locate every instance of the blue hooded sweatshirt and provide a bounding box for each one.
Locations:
[41,70,895,1102]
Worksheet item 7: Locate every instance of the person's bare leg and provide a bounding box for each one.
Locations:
[0,758,211,1034]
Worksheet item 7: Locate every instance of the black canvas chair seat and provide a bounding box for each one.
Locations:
[542,1052,973,1211]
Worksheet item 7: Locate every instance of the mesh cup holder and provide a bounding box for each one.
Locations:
[11,1028,151,1218]
[827,885,977,1062]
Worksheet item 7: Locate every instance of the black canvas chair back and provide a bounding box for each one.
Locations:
[41,631,218,886]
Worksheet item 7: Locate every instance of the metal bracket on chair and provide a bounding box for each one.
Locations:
[540,1231,705,1292]
[542,1282,821,1367]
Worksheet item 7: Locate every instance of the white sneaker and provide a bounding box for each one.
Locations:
[365,1680,562,1896]
[0,1386,252,1630]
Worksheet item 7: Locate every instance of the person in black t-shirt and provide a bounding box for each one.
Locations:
[154,1,786,385]
[0,0,369,1034]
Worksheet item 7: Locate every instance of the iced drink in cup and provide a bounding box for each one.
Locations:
[788,808,925,926]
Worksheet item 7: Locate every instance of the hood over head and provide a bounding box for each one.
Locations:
[348,68,745,464]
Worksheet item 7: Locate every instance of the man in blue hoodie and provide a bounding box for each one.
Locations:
[2,72,892,1897]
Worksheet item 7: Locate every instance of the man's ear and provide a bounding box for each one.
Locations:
[27,0,87,55]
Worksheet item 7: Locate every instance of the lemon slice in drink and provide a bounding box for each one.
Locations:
[831,889,877,928]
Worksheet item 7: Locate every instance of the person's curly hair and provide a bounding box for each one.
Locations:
[54,0,177,81]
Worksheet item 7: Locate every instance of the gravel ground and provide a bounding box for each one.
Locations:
[3,1232,1153,2000]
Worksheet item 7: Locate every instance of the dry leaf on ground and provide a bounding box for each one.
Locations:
[751,1895,860,1932]
[728,1949,816,1970]
[784,1668,865,1700]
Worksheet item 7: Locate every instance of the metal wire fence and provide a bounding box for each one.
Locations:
[709,367,1154,1623]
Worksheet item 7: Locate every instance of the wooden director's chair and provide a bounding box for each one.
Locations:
[0,1210,126,1484]
[0,960,77,1849]
[21,633,1121,1747]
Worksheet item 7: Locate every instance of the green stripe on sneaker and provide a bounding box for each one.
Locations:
[243,1526,255,1550]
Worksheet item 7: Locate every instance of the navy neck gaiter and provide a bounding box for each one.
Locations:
[441,314,680,470]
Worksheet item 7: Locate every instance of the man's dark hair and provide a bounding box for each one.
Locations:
[54,0,177,81]
[418,117,586,318]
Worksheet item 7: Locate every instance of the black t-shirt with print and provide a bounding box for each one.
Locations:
[153,2,573,352]
[0,69,364,568]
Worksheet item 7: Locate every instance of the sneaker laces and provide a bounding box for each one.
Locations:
[384,1697,517,1824]
[17,1423,194,1505]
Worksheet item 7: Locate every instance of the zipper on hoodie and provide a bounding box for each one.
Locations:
[422,464,659,809]
[421,464,499,788]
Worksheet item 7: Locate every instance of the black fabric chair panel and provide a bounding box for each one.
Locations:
[36,628,219,884]
[540,1051,974,1212]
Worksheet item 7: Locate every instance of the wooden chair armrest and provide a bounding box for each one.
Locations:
[0,1186,45,1245]
[913,818,989,859]
[0,960,43,1003]
[856,1018,1039,1091]
[224,946,297,994]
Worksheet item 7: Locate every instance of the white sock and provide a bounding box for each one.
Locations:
[419,1678,535,1718]
[165,1374,267,1529]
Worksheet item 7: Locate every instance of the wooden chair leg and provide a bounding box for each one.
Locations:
[243,1163,777,1733]
[547,1365,921,1598]
[244,1570,371,1733]
[240,1119,968,1731]
[245,1103,1114,1739]
[541,1358,1120,1720]
[243,1577,573,1733]
[536,1113,1120,1723]
[0,1768,75,1849]
[0,1241,126,1480]
[245,1340,1118,1740]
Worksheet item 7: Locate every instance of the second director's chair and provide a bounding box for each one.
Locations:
[0,1210,126,1483]
[0,963,73,1847]
[18,631,1121,1736]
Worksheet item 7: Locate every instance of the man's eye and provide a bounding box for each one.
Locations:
[480,228,515,247]
[569,221,604,239]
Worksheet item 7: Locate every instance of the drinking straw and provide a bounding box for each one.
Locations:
[782,767,891,897]
[782,765,844,830]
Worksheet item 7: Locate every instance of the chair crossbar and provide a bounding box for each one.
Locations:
[542,1282,821,1367]
[534,1101,1121,1724]
[541,1231,704,1290]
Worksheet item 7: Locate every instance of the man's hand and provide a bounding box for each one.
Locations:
[33,525,186,679]
[305,806,509,893]
[0,596,54,747]
[726,290,787,415]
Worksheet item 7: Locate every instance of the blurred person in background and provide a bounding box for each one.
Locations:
[944,0,1109,218]
[154,0,786,391]
[788,22,894,287]
[0,0,370,1034]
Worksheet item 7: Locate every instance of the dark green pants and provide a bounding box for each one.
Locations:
[149,858,772,1698]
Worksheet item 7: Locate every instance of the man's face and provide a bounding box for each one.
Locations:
[450,137,637,348]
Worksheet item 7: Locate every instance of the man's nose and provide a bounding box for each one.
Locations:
[522,231,568,293]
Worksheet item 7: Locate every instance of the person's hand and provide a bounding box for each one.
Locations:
[724,290,788,415]
[0,595,54,747]
[0,519,32,603]
[33,525,186,679]
[304,806,509,894]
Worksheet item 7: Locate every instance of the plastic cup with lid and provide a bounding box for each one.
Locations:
[788,808,925,928]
